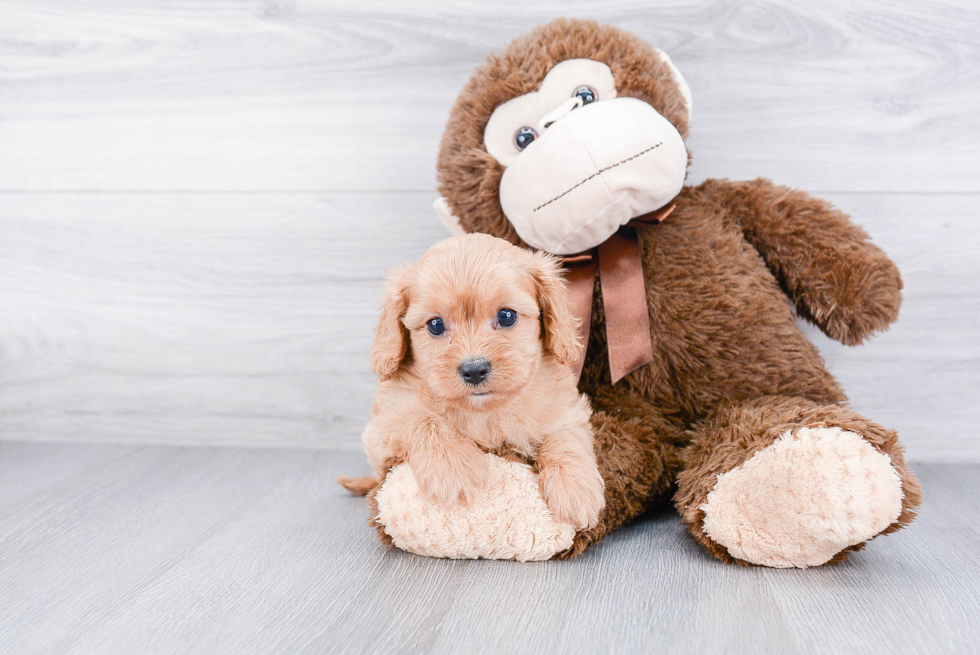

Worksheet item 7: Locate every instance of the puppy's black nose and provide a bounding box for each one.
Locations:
[458,358,491,386]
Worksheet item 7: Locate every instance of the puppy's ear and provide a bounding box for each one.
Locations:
[530,252,583,366]
[371,266,412,381]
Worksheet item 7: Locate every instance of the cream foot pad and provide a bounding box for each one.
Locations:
[375,453,575,561]
[700,426,904,568]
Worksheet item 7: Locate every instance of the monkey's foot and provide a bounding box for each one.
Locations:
[374,453,575,561]
[699,426,904,568]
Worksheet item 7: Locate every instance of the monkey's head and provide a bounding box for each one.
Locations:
[435,19,692,255]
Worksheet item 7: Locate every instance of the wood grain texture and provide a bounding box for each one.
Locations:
[0,192,441,450]
[0,2,977,459]
[1,191,977,461]
[0,444,977,654]
[1,4,977,652]
[0,0,978,192]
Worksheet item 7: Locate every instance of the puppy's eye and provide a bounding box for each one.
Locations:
[496,308,518,328]
[573,85,598,105]
[425,317,446,336]
[514,127,538,151]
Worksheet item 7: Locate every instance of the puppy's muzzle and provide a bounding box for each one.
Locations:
[458,358,491,386]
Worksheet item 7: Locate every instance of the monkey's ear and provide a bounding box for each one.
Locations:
[654,48,692,123]
[370,266,412,381]
[530,252,583,366]
[434,197,467,236]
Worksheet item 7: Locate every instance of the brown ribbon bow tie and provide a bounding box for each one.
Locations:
[561,203,676,384]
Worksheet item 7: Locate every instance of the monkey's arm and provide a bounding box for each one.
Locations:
[700,178,902,345]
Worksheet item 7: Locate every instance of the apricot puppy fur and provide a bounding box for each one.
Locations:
[358,233,605,530]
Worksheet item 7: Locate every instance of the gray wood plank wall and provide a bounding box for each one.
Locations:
[1,0,978,461]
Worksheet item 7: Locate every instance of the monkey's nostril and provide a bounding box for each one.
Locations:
[458,358,491,386]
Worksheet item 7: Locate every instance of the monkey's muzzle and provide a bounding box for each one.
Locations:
[499,97,687,255]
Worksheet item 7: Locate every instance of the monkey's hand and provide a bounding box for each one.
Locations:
[701,178,903,345]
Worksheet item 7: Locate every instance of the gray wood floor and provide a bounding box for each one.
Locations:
[0,443,977,655]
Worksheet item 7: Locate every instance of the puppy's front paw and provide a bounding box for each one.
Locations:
[412,442,489,508]
[539,462,605,531]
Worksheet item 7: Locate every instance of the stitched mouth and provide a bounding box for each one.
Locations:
[471,391,492,397]
[532,142,662,213]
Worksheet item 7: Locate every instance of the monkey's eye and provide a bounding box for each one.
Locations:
[496,308,518,328]
[514,127,538,151]
[426,317,446,336]
[573,85,598,105]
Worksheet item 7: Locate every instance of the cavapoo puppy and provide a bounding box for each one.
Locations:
[342,233,605,530]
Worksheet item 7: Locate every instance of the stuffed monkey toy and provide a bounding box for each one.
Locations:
[355,18,921,567]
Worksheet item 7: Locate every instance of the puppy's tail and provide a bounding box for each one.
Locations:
[338,475,378,496]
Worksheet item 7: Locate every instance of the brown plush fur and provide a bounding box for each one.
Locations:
[427,18,921,564]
